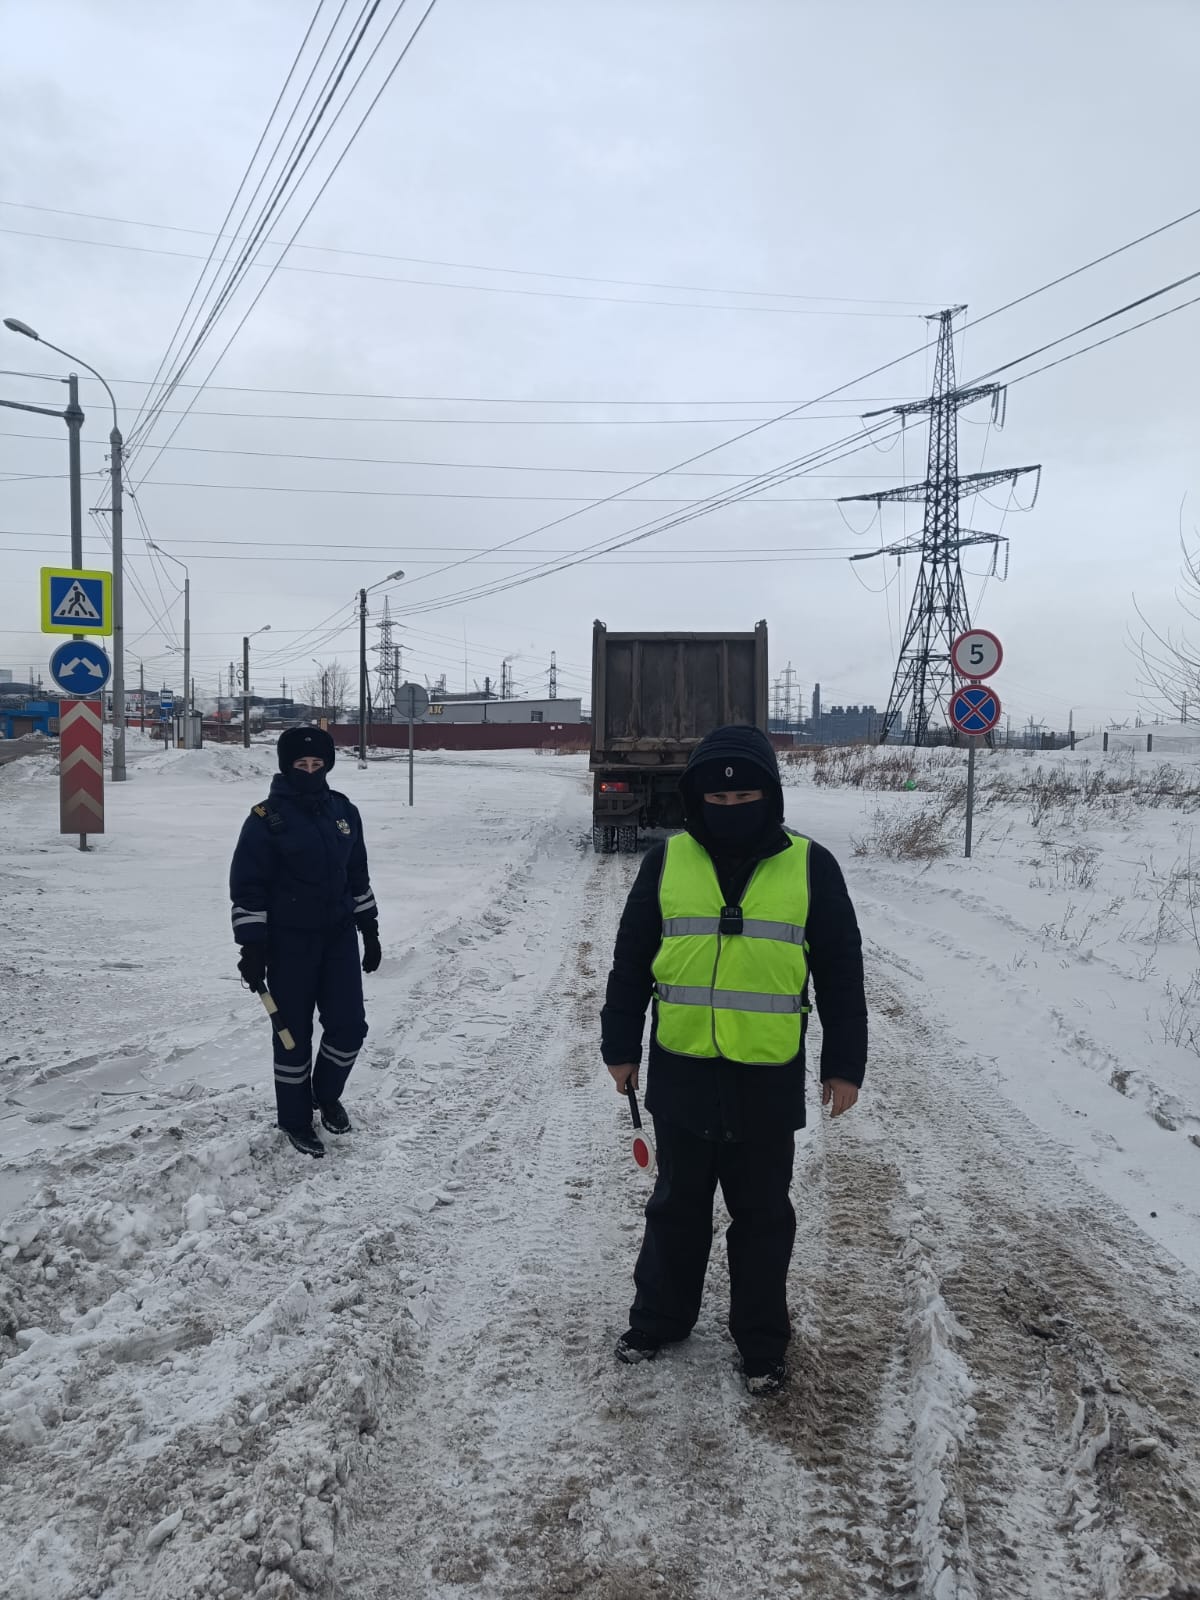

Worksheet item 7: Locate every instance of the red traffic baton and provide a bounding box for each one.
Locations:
[625,1083,656,1173]
[254,983,296,1052]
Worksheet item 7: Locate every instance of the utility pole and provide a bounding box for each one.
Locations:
[359,587,368,767]
[549,651,558,700]
[139,660,145,732]
[181,572,190,748]
[843,307,1041,745]
[242,635,251,750]
[109,426,125,779]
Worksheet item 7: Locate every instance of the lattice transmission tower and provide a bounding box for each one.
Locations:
[841,306,1041,745]
[372,598,401,717]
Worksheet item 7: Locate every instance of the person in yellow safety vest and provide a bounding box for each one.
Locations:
[601,724,867,1396]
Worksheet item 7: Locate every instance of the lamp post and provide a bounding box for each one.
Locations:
[4,317,126,781]
[358,571,405,768]
[149,544,190,748]
[242,626,271,748]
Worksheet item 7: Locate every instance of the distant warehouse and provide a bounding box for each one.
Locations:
[418,696,584,725]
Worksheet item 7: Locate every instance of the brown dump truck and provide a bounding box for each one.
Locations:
[590,620,769,852]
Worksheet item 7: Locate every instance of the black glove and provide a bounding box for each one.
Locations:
[237,944,268,990]
[360,920,382,975]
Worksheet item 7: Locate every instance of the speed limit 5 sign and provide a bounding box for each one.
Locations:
[951,629,1003,680]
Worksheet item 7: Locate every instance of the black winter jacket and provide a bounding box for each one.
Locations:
[229,773,377,946]
[600,726,867,1142]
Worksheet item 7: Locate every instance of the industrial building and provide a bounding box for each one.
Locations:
[419,696,583,726]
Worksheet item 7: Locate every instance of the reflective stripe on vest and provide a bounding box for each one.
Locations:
[652,830,811,1066]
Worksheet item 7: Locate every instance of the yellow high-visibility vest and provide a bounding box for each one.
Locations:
[652,830,811,1065]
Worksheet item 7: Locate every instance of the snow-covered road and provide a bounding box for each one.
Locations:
[2,743,1198,1599]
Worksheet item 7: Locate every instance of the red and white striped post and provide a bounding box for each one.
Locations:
[59,699,104,848]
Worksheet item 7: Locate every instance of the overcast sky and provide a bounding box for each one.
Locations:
[2,0,1198,728]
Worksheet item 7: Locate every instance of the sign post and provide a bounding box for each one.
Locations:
[59,700,104,842]
[43,569,113,850]
[950,632,1003,860]
[397,682,429,807]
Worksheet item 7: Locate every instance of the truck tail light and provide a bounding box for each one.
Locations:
[599,781,630,793]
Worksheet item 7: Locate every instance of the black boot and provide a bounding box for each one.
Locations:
[615,1328,662,1364]
[315,1099,351,1135]
[282,1123,325,1159]
[743,1358,787,1397]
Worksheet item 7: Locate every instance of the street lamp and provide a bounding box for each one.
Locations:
[358,570,405,768]
[4,317,127,782]
[242,626,271,749]
[149,543,191,749]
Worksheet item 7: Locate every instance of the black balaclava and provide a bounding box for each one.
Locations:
[702,795,771,851]
[684,739,782,859]
[277,726,335,798]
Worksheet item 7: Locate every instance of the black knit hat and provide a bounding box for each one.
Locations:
[277,725,336,773]
[687,754,773,795]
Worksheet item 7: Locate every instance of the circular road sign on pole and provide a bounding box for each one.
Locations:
[951,628,1003,680]
[950,683,1002,736]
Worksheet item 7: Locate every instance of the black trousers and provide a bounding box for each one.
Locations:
[266,923,367,1130]
[630,1117,797,1367]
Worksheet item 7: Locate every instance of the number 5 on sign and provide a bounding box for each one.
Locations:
[951,628,1002,680]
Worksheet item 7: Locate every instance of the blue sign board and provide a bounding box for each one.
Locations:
[49,639,112,697]
[160,696,175,719]
[42,568,112,636]
[950,683,1002,736]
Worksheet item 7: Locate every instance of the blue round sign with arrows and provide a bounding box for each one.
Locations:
[49,638,112,697]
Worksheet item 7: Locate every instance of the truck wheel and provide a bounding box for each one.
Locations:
[618,825,638,854]
[592,824,605,854]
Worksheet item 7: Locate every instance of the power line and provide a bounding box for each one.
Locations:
[0,528,860,555]
[129,0,336,444]
[0,224,926,320]
[3,368,920,406]
[964,200,1200,334]
[0,430,932,478]
[129,0,418,459]
[14,404,890,426]
[391,254,1200,620]
[0,199,937,307]
[971,271,1200,385]
[0,471,884,503]
[1006,288,1200,387]
[0,543,858,566]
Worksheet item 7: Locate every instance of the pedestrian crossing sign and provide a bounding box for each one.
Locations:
[41,568,113,636]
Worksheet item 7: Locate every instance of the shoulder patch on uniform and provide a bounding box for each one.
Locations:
[252,804,268,818]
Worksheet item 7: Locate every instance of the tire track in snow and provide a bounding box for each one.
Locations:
[338,857,833,1600]
[0,785,593,1600]
[866,960,1200,1599]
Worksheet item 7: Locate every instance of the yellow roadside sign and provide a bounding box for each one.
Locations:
[41,568,113,636]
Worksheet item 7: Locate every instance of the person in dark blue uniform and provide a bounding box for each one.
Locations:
[229,726,382,1158]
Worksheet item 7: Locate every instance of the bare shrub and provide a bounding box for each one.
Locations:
[852,805,952,860]
[1162,971,1200,1056]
